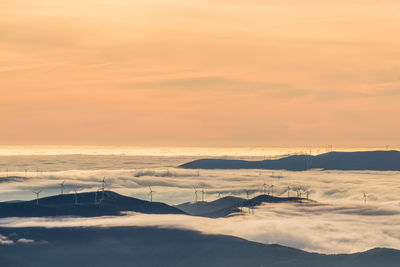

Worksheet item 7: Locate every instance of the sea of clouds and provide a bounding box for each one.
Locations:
[1,153,400,254]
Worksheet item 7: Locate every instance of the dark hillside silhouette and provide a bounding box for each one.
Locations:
[180,151,400,171]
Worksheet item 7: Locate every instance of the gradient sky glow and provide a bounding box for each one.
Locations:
[1,0,399,146]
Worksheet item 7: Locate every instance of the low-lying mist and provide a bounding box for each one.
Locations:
[1,154,400,254]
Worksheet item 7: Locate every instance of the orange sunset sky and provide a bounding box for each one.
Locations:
[1,0,399,147]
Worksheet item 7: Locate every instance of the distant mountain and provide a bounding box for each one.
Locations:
[179,150,400,171]
[175,194,309,217]
[0,176,26,183]
[0,191,185,218]
[0,226,399,267]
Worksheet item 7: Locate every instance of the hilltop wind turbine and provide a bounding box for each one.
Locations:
[246,190,250,200]
[59,181,65,195]
[270,184,274,197]
[149,186,154,202]
[263,182,267,195]
[287,185,291,198]
[101,178,106,202]
[218,192,222,199]
[193,186,198,202]
[363,192,368,204]
[306,190,310,200]
[32,190,42,205]
[201,187,205,202]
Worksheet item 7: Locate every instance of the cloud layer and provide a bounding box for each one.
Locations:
[1,153,400,253]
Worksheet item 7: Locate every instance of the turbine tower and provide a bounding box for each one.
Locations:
[101,178,106,202]
[201,187,205,202]
[246,190,250,200]
[193,186,198,202]
[32,190,42,205]
[149,186,154,202]
[218,192,222,199]
[59,181,65,195]
[263,182,267,195]
[306,190,310,200]
[363,192,368,204]
[287,185,291,198]
[270,184,274,197]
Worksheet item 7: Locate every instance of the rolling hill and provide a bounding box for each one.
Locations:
[0,191,185,218]
[0,226,399,267]
[175,194,310,217]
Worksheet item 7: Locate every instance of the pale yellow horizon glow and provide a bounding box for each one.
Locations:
[1,0,399,147]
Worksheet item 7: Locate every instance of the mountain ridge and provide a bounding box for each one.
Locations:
[0,191,185,218]
[0,226,399,267]
[179,150,400,171]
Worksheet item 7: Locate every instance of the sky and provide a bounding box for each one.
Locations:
[1,0,399,146]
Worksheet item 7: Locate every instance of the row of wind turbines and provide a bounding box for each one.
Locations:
[11,167,371,205]
[32,178,107,206]
[191,182,311,203]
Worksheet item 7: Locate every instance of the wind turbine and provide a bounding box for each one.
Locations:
[32,190,42,205]
[263,182,267,195]
[101,178,106,202]
[193,186,198,202]
[246,190,250,200]
[59,181,65,195]
[306,190,310,200]
[270,184,274,197]
[201,187,205,202]
[363,192,368,204]
[149,186,154,202]
[287,185,291,198]
[217,192,222,199]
